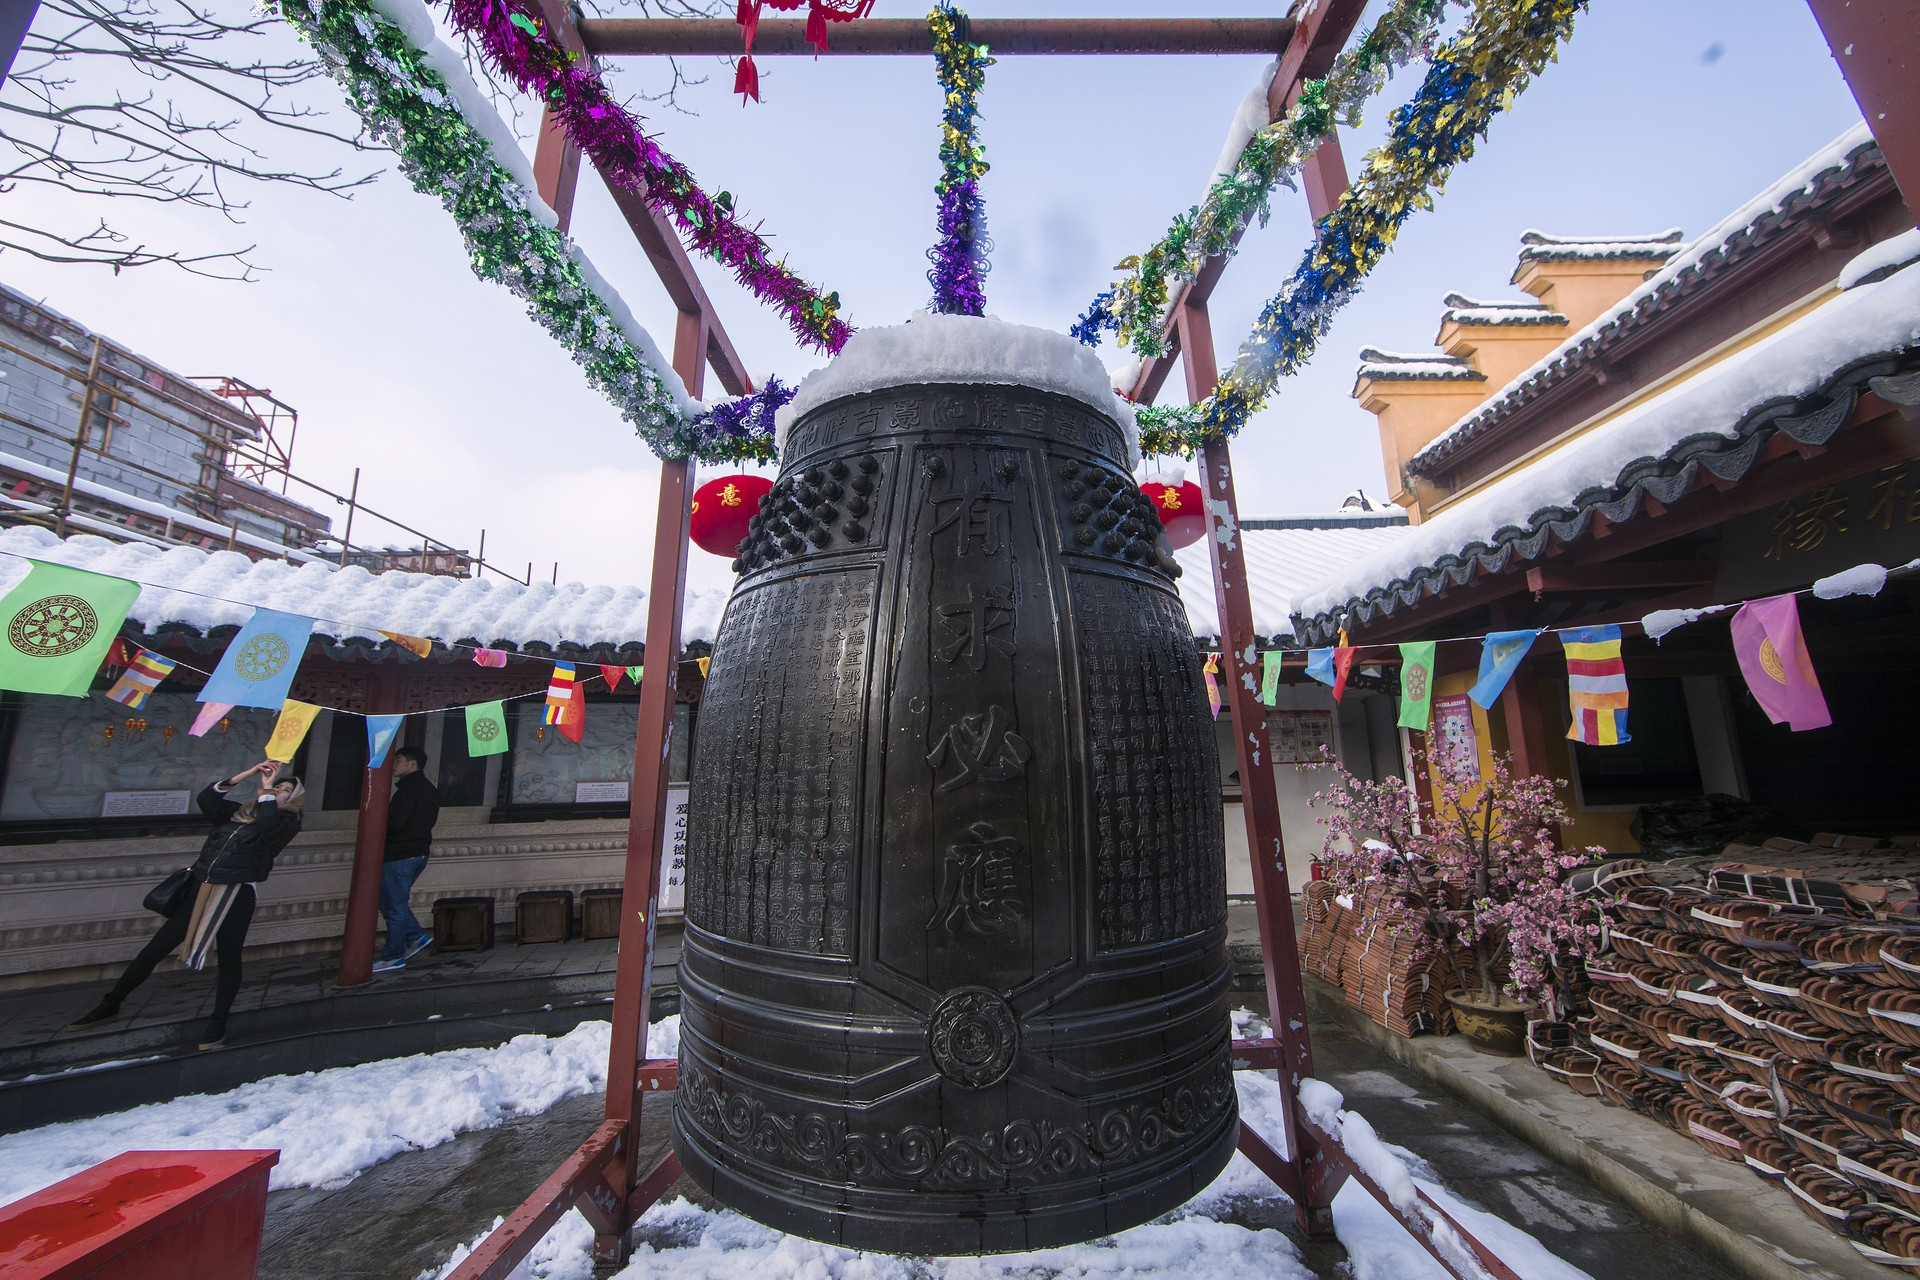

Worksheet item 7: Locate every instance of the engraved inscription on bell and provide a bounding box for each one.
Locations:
[675,381,1234,1256]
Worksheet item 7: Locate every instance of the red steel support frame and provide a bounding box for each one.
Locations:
[337,665,405,987]
[457,12,1528,1278]
[1805,0,1920,212]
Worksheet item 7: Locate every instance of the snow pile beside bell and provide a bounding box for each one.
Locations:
[774,312,1141,466]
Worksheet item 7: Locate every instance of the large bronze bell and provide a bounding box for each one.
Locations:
[675,370,1236,1255]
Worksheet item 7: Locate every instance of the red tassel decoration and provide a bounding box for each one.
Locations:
[733,52,760,102]
[804,0,828,54]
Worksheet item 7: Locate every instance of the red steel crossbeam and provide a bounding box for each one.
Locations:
[582,17,1296,57]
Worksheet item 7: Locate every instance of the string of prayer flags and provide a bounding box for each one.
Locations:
[265,699,321,762]
[199,608,314,709]
[466,701,510,757]
[106,648,177,709]
[189,701,232,738]
[1732,594,1831,731]
[366,714,405,768]
[472,647,508,668]
[1468,630,1542,710]
[1204,652,1222,719]
[1260,650,1283,707]
[599,664,627,691]
[544,662,578,726]
[1396,641,1437,730]
[1564,625,1631,745]
[0,560,142,696]
[378,631,434,658]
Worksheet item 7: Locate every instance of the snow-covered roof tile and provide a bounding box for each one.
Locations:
[1173,524,1416,641]
[1512,228,1685,267]
[1355,347,1485,383]
[1438,294,1566,327]
[0,527,734,651]
[1412,124,1883,476]
[1293,259,1920,641]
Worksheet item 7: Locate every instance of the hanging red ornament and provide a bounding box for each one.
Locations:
[1140,468,1206,550]
[733,0,875,102]
[690,474,773,558]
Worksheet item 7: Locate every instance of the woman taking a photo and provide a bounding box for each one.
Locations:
[66,759,305,1050]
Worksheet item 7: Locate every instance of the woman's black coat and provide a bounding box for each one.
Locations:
[188,783,302,885]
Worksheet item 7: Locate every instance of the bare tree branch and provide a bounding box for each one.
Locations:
[0,0,382,278]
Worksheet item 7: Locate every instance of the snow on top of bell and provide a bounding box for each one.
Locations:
[775,312,1140,466]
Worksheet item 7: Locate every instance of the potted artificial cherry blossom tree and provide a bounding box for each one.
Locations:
[1311,751,1604,1055]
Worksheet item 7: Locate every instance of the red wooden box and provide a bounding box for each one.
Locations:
[0,1149,278,1280]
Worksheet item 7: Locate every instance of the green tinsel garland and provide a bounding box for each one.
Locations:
[1137,0,1584,457]
[278,0,774,463]
[1088,0,1450,358]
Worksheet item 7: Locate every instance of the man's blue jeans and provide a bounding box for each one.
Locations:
[378,856,431,960]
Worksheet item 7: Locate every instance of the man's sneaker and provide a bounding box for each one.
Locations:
[372,956,406,974]
[63,999,121,1032]
[403,933,434,961]
[198,1018,226,1051]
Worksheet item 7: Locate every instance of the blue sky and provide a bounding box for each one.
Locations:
[0,0,1869,592]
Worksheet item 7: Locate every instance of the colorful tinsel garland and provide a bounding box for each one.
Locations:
[280,0,780,462]
[926,3,993,316]
[693,375,797,452]
[441,0,852,355]
[1075,0,1450,356]
[1138,0,1586,457]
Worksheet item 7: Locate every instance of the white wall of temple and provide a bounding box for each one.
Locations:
[0,818,633,989]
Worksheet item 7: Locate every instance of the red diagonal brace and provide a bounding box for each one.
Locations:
[445,1120,627,1280]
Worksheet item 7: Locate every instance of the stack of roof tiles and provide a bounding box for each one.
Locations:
[1527,854,1920,1270]
[1299,878,1470,1037]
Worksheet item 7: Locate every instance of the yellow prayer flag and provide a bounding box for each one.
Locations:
[266,698,322,762]
[696,656,711,678]
[379,630,434,658]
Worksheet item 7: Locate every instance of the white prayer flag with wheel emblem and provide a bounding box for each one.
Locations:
[0,560,141,696]
[198,607,316,710]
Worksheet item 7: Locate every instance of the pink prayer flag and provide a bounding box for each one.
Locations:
[189,701,234,738]
[472,648,508,668]
[1731,594,1831,732]
[1203,653,1222,720]
[599,664,626,690]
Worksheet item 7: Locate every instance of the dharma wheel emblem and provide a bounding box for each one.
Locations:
[472,716,502,742]
[927,988,1019,1089]
[8,595,98,658]
[234,633,291,682]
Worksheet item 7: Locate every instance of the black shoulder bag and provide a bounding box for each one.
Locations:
[143,867,195,916]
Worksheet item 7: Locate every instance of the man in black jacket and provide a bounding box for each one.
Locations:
[374,745,441,974]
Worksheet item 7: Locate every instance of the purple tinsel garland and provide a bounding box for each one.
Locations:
[692,375,797,449]
[929,179,987,317]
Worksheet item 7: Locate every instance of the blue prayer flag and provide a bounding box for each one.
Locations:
[198,607,315,710]
[1304,647,1337,688]
[366,714,405,768]
[1468,630,1543,709]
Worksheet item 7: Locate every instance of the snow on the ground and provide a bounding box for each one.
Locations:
[775,314,1141,466]
[0,1017,678,1204]
[425,1056,1592,1280]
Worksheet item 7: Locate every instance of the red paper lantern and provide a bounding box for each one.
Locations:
[1140,475,1206,549]
[690,474,773,558]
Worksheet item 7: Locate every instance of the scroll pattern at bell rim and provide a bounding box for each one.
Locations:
[677,1057,1234,1192]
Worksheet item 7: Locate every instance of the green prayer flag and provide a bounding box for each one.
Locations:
[1260,650,1282,707]
[627,665,643,686]
[0,560,142,696]
[1397,641,1438,731]
[465,700,510,756]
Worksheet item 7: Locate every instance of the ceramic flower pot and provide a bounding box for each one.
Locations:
[1445,989,1539,1056]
